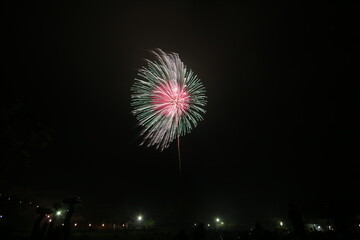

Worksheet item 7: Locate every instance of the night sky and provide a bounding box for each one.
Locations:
[1,1,358,225]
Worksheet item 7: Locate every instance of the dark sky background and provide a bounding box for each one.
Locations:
[1,1,358,225]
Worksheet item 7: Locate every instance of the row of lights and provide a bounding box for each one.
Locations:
[2,194,359,230]
[71,223,127,227]
[0,193,40,208]
[0,195,227,229]
[194,217,225,228]
[70,222,360,230]
[52,223,108,227]
[50,215,144,227]
[0,193,143,225]
[2,206,356,231]
[0,194,141,226]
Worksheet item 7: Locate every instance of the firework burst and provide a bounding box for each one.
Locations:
[131,49,207,151]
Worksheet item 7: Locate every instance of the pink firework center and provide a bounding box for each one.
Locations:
[152,82,190,117]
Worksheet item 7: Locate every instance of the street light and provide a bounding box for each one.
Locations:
[138,215,143,221]
[56,211,62,216]
[280,221,283,226]
[216,218,220,223]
